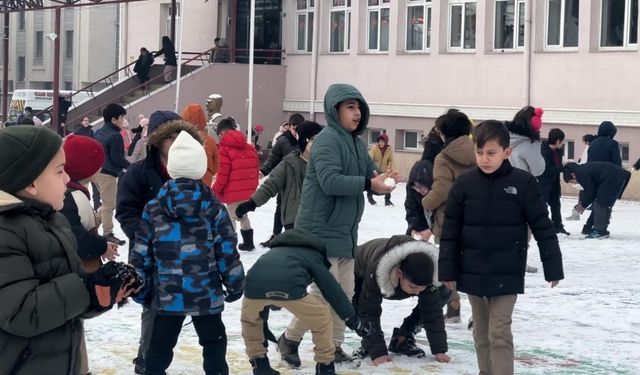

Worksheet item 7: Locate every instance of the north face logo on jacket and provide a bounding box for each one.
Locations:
[503,186,518,195]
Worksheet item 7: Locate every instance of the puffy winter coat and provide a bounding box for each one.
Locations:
[422,136,476,240]
[588,121,621,166]
[572,162,631,208]
[405,159,433,234]
[261,131,298,176]
[369,140,394,173]
[439,161,564,297]
[539,141,564,202]
[294,84,376,258]
[131,179,245,315]
[95,122,130,177]
[354,236,448,360]
[181,104,220,186]
[213,130,260,204]
[0,192,91,375]
[252,151,306,227]
[244,229,355,322]
[509,133,545,177]
[421,132,444,165]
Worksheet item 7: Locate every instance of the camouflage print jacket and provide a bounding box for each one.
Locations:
[130,178,245,316]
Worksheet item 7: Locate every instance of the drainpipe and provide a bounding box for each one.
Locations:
[309,0,321,120]
[522,0,533,106]
[119,2,128,74]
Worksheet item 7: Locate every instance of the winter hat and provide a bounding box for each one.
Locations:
[148,110,181,134]
[530,107,544,132]
[0,126,63,194]
[63,135,105,182]
[296,121,323,152]
[377,133,389,144]
[167,131,207,180]
[181,104,207,131]
[254,124,265,133]
[399,250,434,286]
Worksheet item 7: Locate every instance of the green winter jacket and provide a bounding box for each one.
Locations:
[0,191,91,375]
[294,84,375,258]
[251,151,306,228]
[244,229,355,321]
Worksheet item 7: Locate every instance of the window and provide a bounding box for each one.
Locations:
[546,0,579,48]
[404,130,421,149]
[65,30,73,59]
[406,0,432,51]
[494,0,525,49]
[17,56,25,82]
[35,31,43,60]
[330,0,351,52]
[369,128,384,145]
[620,143,630,163]
[601,0,638,47]
[449,0,477,50]
[297,0,315,52]
[18,11,26,31]
[367,0,390,52]
[565,140,575,160]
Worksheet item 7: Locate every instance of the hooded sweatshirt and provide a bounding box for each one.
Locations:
[294,84,376,258]
[181,104,220,186]
[588,121,622,166]
[213,130,260,204]
[508,133,545,177]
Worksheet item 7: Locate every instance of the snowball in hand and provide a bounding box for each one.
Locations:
[384,177,396,188]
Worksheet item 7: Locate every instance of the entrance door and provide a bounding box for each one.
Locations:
[235,0,282,64]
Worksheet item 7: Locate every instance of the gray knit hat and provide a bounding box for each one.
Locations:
[0,126,63,194]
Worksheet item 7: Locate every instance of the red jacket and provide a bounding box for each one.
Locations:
[213,130,259,203]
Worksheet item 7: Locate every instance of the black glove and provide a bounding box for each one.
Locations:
[345,316,372,337]
[235,199,257,218]
[80,261,144,309]
[224,290,243,303]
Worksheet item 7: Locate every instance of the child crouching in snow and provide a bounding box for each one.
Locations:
[352,236,451,366]
[130,131,245,375]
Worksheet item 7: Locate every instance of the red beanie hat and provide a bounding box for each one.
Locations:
[63,135,105,182]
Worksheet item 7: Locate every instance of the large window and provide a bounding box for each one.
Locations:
[368,128,385,145]
[449,0,477,50]
[330,0,351,52]
[297,0,315,52]
[546,0,579,48]
[404,130,422,150]
[494,0,525,49]
[620,143,630,163]
[35,31,43,60]
[18,11,26,31]
[367,0,390,52]
[406,0,432,51]
[65,30,74,59]
[601,0,638,47]
[17,56,25,82]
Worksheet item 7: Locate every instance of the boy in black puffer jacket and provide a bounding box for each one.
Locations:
[439,120,564,375]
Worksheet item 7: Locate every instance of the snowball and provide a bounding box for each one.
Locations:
[384,177,396,188]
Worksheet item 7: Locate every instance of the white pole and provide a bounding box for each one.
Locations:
[309,0,321,120]
[174,0,186,112]
[522,0,532,106]
[247,0,255,145]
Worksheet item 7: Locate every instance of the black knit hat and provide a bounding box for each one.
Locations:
[148,110,181,135]
[296,121,323,152]
[0,126,63,194]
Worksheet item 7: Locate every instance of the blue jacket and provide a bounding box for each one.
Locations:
[130,179,245,316]
[95,122,130,177]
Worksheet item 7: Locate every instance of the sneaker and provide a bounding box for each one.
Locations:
[277,333,301,368]
[388,328,426,358]
[565,210,580,221]
[367,195,377,205]
[334,346,355,364]
[556,227,571,236]
[132,357,143,375]
[384,201,394,206]
[259,234,277,248]
[315,362,337,375]
[585,229,610,239]
[250,356,280,375]
[444,300,461,324]
[105,233,126,246]
[525,265,538,273]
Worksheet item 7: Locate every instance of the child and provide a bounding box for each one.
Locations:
[367,133,395,206]
[540,128,569,235]
[563,162,631,239]
[506,106,545,178]
[439,120,564,375]
[0,126,139,375]
[352,236,450,366]
[235,121,323,232]
[214,117,260,251]
[130,131,245,375]
[567,134,596,221]
[182,103,220,186]
[405,159,434,241]
[278,84,397,366]
[241,229,369,375]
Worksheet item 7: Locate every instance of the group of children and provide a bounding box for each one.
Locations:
[3,80,635,375]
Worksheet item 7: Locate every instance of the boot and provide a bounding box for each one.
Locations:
[334,346,355,364]
[315,361,337,375]
[238,229,255,251]
[444,300,461,323]
[132,357,143,375]
[259,233,276,248]
[250,356,280,375]
[556,226,570,236]
[384,193,393,206]
[367,192,376,205]
[388,327,425,358]
[277,333,301,368]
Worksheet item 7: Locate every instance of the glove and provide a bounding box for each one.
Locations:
[345,316,371,337]
[235,199,257,218]
[224,290,243,303]
[80,261,144,308]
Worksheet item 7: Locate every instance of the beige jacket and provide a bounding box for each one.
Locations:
[369,146,394,173]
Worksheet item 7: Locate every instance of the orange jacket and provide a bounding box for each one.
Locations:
[181,104,220,186]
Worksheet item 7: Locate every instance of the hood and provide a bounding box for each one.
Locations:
[509,133,533,148]
[323,84,370,136]
[270,228,331,268]
[377,133,389,144]
[408,159,433,188]
[376,237,441,298]
[441,136,476,167]
[147,120,202,148]
[0,190,24,213]
[181,104,207,131]
[156,179,211,218]
[0,190,55,217]
[597,121,617,138]
[219,129,251,149]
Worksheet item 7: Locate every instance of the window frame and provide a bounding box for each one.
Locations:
[17,56,26,82]
[296,0,315,53]
[619,142,630,163]
[448,0,477,52]
[406,0,433,52]
[564,139,575,160]
[544,0,580,50]
[368,128,385,146]
[493,0,526,51]
[18,11,26,31]
[34,30,44,62]
[65,30,74,59]
[599,0,639,49]
[367,0,391,53]
[329,0,351,53]
[403,130,422,150]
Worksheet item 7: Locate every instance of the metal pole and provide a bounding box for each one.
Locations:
[247,0,254,145]
[522,0,532,106]
[170,0,177,43]
[309,0,320,121]
[2,12,9,123]
[174,0,185,112]
[53,7,61,134]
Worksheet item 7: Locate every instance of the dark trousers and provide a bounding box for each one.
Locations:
[91,182,101,210]
[545,183,563,230]
[593,202,613,232]
[367,192,391,203]
[272,194,283,235]
[145,313,228,375]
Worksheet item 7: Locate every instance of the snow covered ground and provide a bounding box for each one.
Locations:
[85,184,640,374]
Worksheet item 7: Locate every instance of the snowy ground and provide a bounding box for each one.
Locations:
[85,184,640,374]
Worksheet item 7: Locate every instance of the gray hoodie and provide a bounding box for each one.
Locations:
[509,133,545,177]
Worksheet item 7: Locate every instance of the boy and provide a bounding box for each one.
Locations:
[352,236,451,366]
[130,131,245,375]
[0,126,139,374]
[540,128,569,235]
[405,159,433,240]
[439,120,564,375]
[235,121,323,231]
[367,133,395,206]
[278,84,397,366]
[241,229,370,375]
[563,162,631,239]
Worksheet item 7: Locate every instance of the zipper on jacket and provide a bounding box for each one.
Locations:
[351,135,361,255]
[9,348,31,375]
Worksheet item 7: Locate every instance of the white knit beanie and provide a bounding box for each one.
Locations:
[167,131,207,180]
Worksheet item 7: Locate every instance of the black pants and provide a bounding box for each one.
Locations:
[367,192,391,203]
[91,182,101,210]
[272,194,283,235]
[144,314,228,375]
[545,183,563,230]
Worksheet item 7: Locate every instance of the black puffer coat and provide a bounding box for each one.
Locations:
[94,122,130,177]
[571,162,631,208]
[439,161,564,297]
[0,192,91,375]
[260,131,298,176]
[539,141,563,201]
[405,160,433,234]
[588,121,621,166]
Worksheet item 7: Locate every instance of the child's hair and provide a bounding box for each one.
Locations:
[582,134,595,144]
[437,108,472,142]
[288,113,305,128]
[216,117,237,136]
[399,252,434,286]
[548,128,566,145]
[473,120,510,149]
[506,105,542,142]
[562,162,579,183]
[103,103,127,124]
